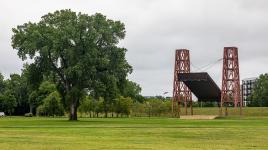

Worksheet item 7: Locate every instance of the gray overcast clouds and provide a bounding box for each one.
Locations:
[1,0,268,97]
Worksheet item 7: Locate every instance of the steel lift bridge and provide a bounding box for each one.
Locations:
[172,47,242,117]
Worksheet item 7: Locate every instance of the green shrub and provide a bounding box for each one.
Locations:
[36,91,64,117]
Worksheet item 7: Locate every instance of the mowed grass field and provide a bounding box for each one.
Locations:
[0,108,267,150]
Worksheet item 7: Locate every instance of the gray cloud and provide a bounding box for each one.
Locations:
[1,0,268,97]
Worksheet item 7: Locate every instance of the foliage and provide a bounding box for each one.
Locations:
[1,70,145,118]
[36,91,64,116]
[0,90,17,115]
[250,74,268,107]
[192,101,218,107]
[131,102,145,117]
[78,96,94,117]
[0,73,5,93]
[5,73,29,115]
[131,98,172,117]
[114,96,133,117]
[28,90,39,113]
[95,97,104,117]
[146,98,170,116]
[28,81,57,114]
[12,9,132,120]
[121,80,144,102]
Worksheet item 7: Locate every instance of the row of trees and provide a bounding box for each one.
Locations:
[0,69,144,117]
[78,96,134,117]
[77,98,223,118]
[0,71,64,116]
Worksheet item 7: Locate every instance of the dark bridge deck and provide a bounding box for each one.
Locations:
[178,72,221,102]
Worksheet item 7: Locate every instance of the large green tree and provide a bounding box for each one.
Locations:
[12,9,131,120]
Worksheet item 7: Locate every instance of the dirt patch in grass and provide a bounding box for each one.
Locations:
[180,115,218,120]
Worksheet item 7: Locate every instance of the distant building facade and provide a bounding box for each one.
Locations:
[241,77,257,106]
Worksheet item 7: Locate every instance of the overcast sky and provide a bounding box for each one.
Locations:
[1,0,268,97]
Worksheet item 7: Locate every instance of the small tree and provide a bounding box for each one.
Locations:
[122,97,133,117]
[78,96,94,117]
[95,97,104,118]
[132,102,145,117]
[37,91,64,116]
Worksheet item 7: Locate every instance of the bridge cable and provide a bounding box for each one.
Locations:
[191,58,223,72]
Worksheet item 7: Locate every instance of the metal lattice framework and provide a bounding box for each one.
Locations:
[221,47,242,116]
[172,49,192,117]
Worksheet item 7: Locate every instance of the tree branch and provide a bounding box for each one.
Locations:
[47,48,66,85]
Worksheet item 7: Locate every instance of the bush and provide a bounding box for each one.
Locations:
[24,113,33,117]
[115,96,133,117]
[36,91,64,117]
[36,105,45,116]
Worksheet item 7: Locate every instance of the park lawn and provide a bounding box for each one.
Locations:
[0,116,267,150]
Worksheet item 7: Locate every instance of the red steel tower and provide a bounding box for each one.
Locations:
[172,49,192,117]
[221,47,242,116]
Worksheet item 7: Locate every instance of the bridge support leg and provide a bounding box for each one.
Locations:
[172,49,192,118]
[221,47,242,116]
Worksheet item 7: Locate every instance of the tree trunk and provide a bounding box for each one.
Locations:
[104,109,108,118]
[69,101,78,120]
[29,104,33,114]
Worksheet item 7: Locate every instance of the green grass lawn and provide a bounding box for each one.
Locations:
[0,116,267,150]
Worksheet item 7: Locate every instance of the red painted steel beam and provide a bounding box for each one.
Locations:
[172,49,192,117]
[221,47,242,116]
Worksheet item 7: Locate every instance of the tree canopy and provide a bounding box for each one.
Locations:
[12,9,132,120]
